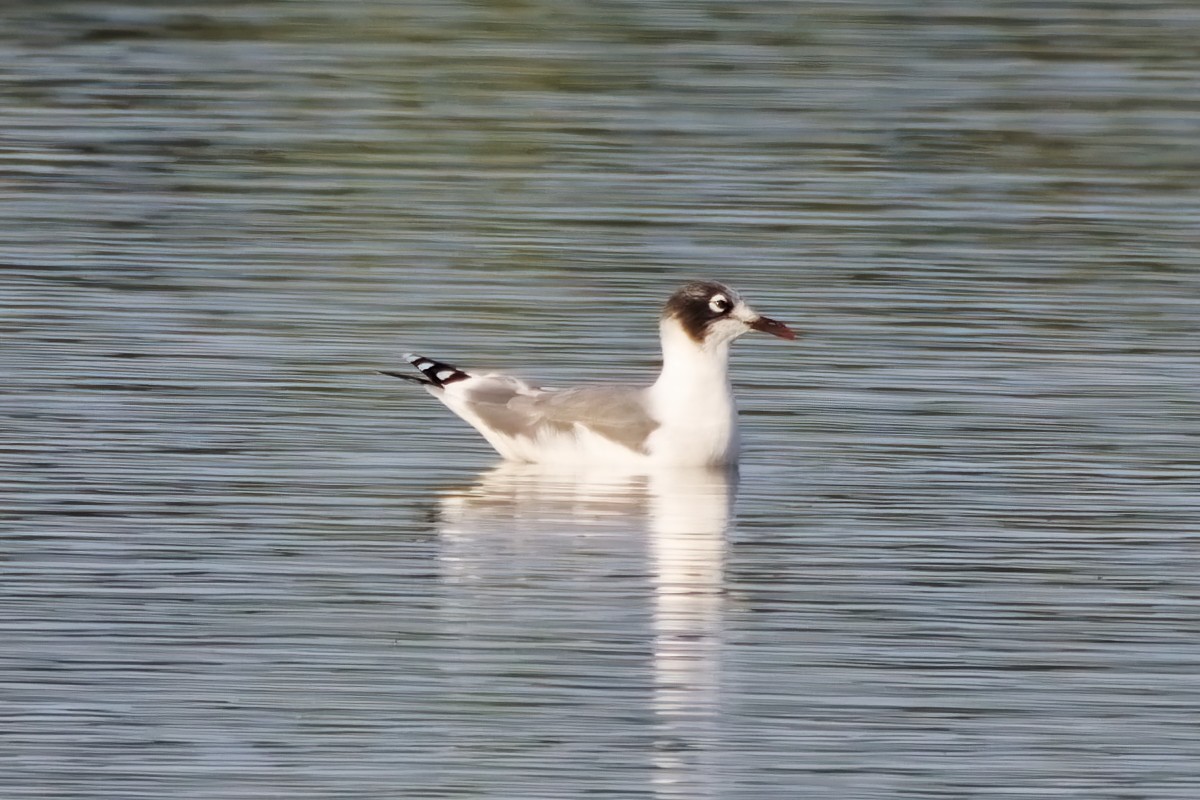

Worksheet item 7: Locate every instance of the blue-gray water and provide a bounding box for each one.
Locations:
[2,2,1199,798]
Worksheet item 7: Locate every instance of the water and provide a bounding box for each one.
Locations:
[3,1,1199,797]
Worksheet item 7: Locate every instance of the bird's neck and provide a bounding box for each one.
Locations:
[652,319,732,398]
[648,319,740,465]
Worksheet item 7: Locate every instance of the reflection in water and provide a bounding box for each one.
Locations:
[645,468,732,798]
[434,463,735,796]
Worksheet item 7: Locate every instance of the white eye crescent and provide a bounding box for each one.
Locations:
[709,295,731,314]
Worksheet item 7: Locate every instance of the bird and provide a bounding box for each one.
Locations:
[381,281,796,467]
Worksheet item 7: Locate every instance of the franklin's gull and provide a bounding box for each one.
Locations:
[381,281,795,466]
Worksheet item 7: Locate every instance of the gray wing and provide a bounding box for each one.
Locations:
[462,381,658,455]
[516,385,659,454]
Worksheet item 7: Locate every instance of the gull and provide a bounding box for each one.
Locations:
[381,281,795,466]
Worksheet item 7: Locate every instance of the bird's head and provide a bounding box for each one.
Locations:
[660,280,796,349]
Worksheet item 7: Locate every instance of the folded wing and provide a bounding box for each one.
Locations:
[455,379,658,455]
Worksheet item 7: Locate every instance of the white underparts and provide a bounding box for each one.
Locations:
[644,318,740,466]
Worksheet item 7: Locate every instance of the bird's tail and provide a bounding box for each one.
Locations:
[379,353,471,389]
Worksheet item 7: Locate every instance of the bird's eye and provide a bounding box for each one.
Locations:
[709,295,732,314]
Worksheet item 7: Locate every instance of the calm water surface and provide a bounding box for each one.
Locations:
[2,1,1199,798]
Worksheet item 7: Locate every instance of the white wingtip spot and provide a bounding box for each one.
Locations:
[436,370,458,381]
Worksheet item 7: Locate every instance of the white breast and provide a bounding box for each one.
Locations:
[645,395,739,466]
[645,323,741,467]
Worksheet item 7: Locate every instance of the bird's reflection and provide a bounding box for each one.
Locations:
[643,466,731,798]
[433,462,735,797]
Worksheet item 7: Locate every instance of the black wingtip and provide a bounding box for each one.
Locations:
[402,353,471,388]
